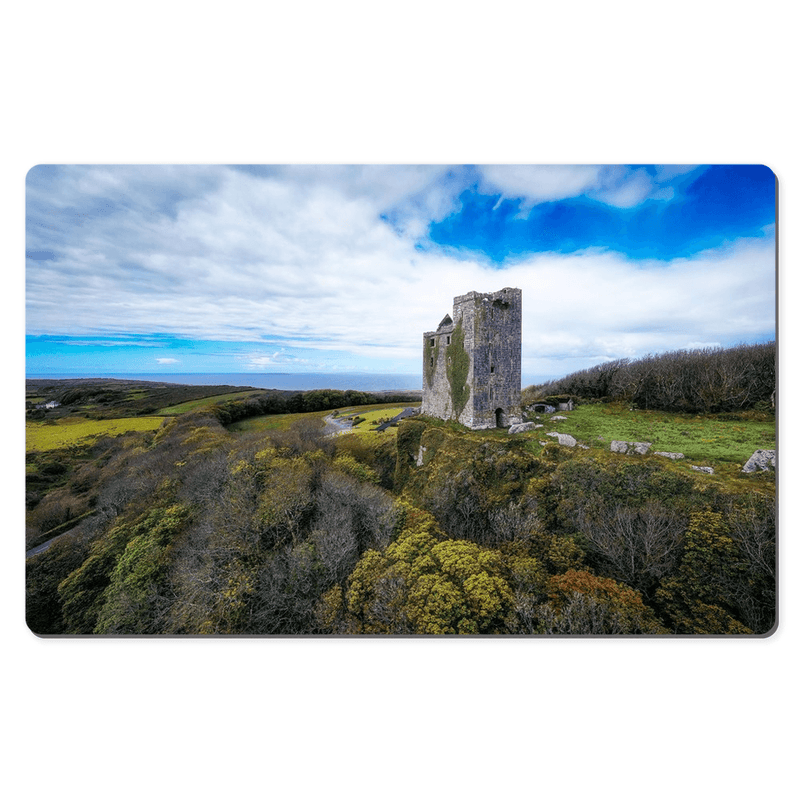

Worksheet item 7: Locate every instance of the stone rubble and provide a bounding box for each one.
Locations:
[507,421,542,435]
[610,440,652,455]
[546,431,577,447]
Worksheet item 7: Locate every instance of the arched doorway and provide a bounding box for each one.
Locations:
[495,408,505,428]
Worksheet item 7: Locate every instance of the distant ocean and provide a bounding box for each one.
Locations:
[26,372,423,392]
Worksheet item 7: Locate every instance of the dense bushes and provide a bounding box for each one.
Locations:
[27,413,403,635]
[387,421,775,634]
[537,570,667,634]
[213,388,420,425]
[527,341,775,413]
[655,508,775,634]
[327,506,517,634]
[397,424,546,547]
[26,532,92,634]
[27,402,776,636]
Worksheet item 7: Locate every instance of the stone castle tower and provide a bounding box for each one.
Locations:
[422,287,523,429]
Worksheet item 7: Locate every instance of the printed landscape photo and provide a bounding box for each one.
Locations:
[25,164,776,635]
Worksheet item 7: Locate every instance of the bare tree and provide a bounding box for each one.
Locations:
[529,341,775,413]
[536,592,665,635]
[580,500,686,597]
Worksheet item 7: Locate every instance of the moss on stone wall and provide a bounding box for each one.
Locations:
[424,336,440,389]
[446,320,470,420]
[476,300,486,327]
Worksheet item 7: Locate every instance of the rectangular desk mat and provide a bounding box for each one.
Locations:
[25,164,776,636]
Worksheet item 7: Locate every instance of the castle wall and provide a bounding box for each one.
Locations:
[422,288,522,429]
[421,318,455,421]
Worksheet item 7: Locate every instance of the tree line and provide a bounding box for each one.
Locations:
[213,388,420,425]
[526,341,775,414]
[26,378,421,422]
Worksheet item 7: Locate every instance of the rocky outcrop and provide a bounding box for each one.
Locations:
[690,465,714,475]
[546,432,577,447]
[508,422,542,435]
[610,440,652,455]
[654,451,684,460]
[550,415,567,421]
[742,449,776,473]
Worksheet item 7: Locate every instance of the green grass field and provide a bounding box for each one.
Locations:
[26,416,164,452]
[338,406,411,436]
[227,409,329,432]
[539,403,775,466]
[228,403,419,434]
[157,391,262,415]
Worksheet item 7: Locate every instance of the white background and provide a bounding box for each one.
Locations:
[3,2,795,798]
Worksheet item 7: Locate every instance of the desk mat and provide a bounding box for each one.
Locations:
[25,164,776,636]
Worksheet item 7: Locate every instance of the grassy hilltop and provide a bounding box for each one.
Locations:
[25,346,775,636]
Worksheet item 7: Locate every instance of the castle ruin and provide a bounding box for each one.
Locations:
[422,287,523,429]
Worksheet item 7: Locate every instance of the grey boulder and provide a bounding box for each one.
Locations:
[508,422,541,435]
[610,440,652,455]
[742,449,776,473]
[690,465,714,475]
[546,431,577,447]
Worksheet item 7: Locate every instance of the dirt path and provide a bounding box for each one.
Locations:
[375,407,419,431]
[322,414,355,436]
[27,527,78,558]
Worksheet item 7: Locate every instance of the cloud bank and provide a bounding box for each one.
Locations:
[26,165,775,380]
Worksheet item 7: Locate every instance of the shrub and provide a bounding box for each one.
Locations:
[528,342,775,414]
[537,569,667,634]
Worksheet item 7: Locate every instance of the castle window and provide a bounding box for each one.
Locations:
[429,338,435,347]
[446,336,451,345]
[430,355,434,368]
[490,364,494,373]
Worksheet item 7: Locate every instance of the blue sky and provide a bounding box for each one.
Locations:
[428,166,774,261]
[26,164,776,384]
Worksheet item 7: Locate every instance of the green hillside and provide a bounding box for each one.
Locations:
[25,373,775,637]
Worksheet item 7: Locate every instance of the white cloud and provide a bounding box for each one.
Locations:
[26,166,774,380]
[653,165,700,181]
[156,357,179,364]
[475,164,704,213]
[478,165,603,206]
[589,166,657,208]
[508,235,775,374]
[238,349,310,369]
